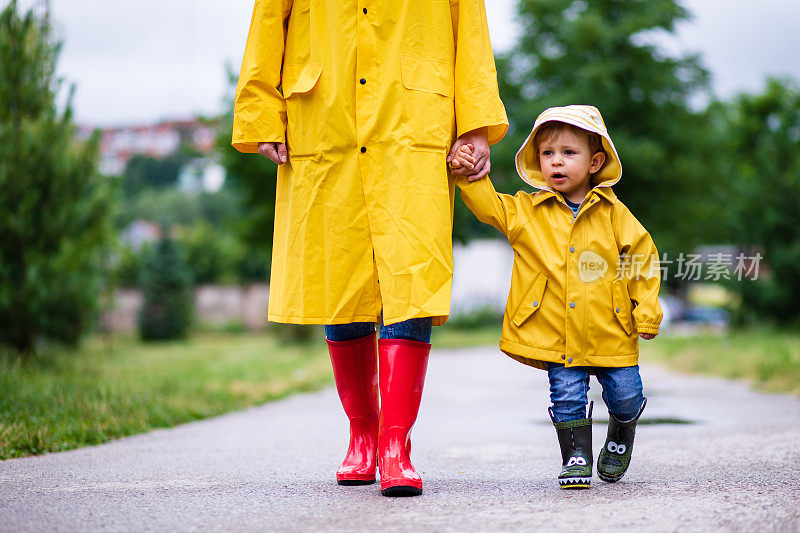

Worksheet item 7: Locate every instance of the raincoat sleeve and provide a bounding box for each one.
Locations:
[231,0,293,153]
[613,202,663,335]
[450,0,509,145]
[455,175,525,240]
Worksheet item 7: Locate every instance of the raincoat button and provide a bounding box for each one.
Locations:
[363,7,367,14]
[570,302,576,309]
[616,306,620,313]
[570,246,575,253]
[561,355,566,360]
[360,146,367,153]
[568,357,573,364]
[360,78,366,85]
[533,300,538,307]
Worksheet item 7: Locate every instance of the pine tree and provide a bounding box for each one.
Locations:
[138,234,194,341]
[0,1,114,353]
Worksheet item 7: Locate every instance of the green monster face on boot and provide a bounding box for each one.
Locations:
[559,451,592,489]
[550,402,593,490]
[597,397,647,483]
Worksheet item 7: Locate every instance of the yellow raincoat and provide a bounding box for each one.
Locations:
[232,0,508,326]
[456,106,662,369]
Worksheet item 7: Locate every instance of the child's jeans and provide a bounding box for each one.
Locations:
[546,363,644,423]
[324,318,432,343]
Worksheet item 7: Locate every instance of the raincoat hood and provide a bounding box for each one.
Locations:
[515,105,622,191]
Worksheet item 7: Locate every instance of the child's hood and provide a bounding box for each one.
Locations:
[515,105,622,192]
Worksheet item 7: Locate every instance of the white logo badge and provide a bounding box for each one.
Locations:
[579,250,608,282]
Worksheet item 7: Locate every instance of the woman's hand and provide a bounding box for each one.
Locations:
[258,142,287,165]
[448,127,490,181]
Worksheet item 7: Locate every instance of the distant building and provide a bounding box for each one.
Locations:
[120,219,162,251]
[451,239,513,315]
[178,157,227,194]
[78,119,222,183]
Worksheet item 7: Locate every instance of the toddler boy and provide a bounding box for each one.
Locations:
[451,105,662,488]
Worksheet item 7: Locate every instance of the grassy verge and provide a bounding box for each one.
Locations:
[0,331,332,460]
[641,328,800,395]
[6,325,791,461]
[432,325,500,348]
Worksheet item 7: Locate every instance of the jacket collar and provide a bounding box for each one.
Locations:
[531,185,617,207]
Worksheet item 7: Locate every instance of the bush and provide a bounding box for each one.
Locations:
[138,236,194,340]
[447,306,503,331]
[0,2,114,353]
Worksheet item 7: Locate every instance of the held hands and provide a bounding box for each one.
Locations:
[448,127,490,181]
[449,144,477,171]
[258,142,287,165]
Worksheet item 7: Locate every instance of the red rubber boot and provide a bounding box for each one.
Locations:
[327,332,379,485]
[378,338,430,497]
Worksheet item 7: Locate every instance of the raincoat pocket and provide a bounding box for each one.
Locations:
[611,279,633,335]
[512,273,548,327]
[283,63,323,159]
[400,55,455,152]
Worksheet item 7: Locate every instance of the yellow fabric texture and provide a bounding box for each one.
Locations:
[455,106,661,369]
[232,0,508,326]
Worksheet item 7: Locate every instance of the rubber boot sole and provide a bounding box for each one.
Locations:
[337,478,376,486]
[381,485,423,497]
[597,471,623,483]
[559,477,591,489]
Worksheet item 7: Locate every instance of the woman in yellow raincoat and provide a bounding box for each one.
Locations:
[232,0,507,497]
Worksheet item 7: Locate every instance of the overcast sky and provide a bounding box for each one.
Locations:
[8,0,800,126]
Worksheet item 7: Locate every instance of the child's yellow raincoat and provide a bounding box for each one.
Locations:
[457,106,662,369]
[232,0,508,326]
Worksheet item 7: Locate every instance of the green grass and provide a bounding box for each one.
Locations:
[4,324,793,461]
[0,331,332,460]
[641,329,800,395]
[432,324,500,348]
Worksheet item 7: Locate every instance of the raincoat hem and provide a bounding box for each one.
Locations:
[383,312,449,328]
[267,314,380,325]
[499,338,638,370]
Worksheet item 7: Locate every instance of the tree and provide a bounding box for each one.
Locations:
[716,78,800,325]
[0,1,114,353]
[121,154,183,197]
[487,0,719,258]
[138,235,193,340]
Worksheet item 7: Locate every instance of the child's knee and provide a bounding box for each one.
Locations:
[607,391,644,421]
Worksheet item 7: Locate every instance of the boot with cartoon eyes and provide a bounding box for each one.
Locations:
[597,397,647,483]
[550,402,593,489]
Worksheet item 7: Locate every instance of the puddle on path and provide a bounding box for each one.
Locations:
[533,417,697,426]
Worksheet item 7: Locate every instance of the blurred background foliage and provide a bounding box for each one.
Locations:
[0,1,114,353]
[2,0,800,460]
[2,0,800,354]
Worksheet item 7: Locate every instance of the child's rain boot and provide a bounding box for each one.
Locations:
[550,402,593,489]
[597,397,647,483]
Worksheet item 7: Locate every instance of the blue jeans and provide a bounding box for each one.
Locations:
[325,317,432,343]
[546,363,644,423]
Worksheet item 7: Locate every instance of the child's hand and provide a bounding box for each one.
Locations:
[448,144,476,171]
[639,333,656,340]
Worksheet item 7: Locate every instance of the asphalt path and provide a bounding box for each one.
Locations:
[2,346,799,532]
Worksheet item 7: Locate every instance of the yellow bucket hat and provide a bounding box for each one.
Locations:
[515,105,622,191]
